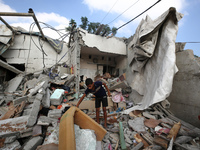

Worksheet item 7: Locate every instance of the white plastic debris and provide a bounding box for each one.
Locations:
[74,124,96,150]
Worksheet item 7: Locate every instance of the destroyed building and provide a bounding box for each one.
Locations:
[0,7,200,150]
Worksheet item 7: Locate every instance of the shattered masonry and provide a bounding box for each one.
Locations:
[0,7,200,150]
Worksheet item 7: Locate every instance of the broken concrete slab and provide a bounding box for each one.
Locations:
[32,125,42,136]
[35,93,44,101]
[0,116,31,138]
[109,80,128,91]
[1,140,21,150]
[25,78,38,89]
[47,109,62,120]
[42,88,50,108]
[27,81,46,98]
[4,95,14,103]
[5,74,24,94]
[65,74,75,86]
[128,117,146,133]
[37,116,58,126]
[21,136,43,150]
[4,136,17,144]
[13,96,27,106]
[27,100,41,127]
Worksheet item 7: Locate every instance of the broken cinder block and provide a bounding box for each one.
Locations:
[27,100,41,127]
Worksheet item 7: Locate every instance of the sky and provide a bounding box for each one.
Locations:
[0,0,200,56]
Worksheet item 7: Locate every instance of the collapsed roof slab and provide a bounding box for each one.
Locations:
[78,28,126,56]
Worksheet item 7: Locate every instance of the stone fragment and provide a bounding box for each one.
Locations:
[175,136,193,144]
[47,109,62,119]
[132,142,144,150]
[32,125,42,136]
[27,100,41,127]
[128,117,146,132]
[42,88,50,108]
[35,93,44,101]
[142,112,156,119]
[0,116,31,137]
[22,109,31,116]
[28,81,46,98]
[109,80,128,91]
[124,134,132,144]
[4,136,17,144]
[1,140,21,150]
[13,96,28,106]
[37,116,58,126]
[4,95,14,103]
[5,74,23,94]
[22,136,43,150]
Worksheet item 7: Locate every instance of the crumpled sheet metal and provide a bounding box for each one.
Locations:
[124,7,183,114]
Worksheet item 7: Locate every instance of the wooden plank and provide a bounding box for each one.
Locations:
[59,106,107,150]
[153,135,168,149]
[134,133,149,148]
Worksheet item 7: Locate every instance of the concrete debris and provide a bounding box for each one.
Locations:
[0,71,199,150]
[21,136,43,150]
[5,74,24,94]
[0,7,199,150]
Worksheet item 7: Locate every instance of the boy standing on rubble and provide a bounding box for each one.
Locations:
[76,78,111,128]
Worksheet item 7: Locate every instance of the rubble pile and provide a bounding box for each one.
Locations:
[0,72,199,150]
[100,103,200,150]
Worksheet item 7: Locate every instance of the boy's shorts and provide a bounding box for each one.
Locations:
[95,96,108,108]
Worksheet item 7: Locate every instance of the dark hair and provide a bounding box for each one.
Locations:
[85,78,93,86]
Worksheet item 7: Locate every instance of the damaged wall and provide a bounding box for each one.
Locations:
[80,53,126,79]
[74,28,127,80]
[1,29,69,73]
[168,49,200,127]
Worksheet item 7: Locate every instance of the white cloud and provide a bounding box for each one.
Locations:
[36,12,69,26]
[83,0,187,38]
[0,0,16,12]
[83,0,187,21]
[0,0,70,40]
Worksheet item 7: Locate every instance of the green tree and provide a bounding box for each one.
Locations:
[79,17,88,30]
[87,22,100,34]
[66,19,77,32]
[101,24,111,36]
[66,17,118,36]
[111,27,117,36]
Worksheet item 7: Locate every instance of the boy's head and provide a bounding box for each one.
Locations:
[85,78,94,89]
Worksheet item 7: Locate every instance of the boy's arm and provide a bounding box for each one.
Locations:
[102,83,111,97]
[76,93,86,107]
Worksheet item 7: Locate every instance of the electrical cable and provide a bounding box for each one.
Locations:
[179,42,200,43]
[107,0,140,25]
[100,0,119,24]
[26,21,73,77]
[115,0,161,31]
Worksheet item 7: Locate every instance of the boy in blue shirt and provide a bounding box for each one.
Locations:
[76,78,111,128]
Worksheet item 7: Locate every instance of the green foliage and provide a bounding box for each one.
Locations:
[79,17,88,30]
[66,16,117,36]
[66,19,77,32]
[87,22,100,34]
